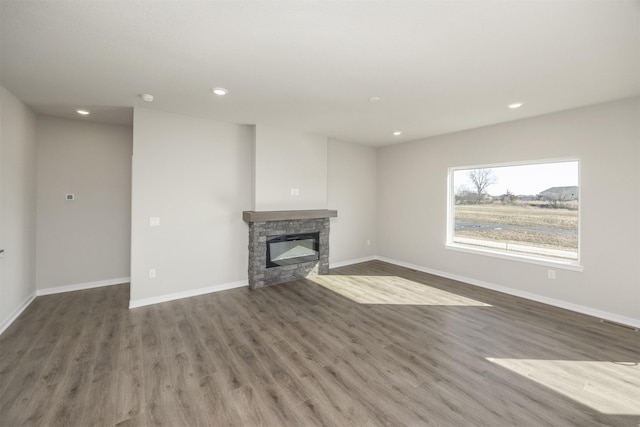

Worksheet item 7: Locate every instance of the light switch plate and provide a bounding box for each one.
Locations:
[150,217,160,227]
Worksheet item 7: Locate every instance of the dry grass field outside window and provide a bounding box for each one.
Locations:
[454,202,578,253]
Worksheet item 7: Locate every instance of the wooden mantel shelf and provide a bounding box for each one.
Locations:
[243,209,338,223]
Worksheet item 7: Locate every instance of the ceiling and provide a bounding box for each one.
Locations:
[1,1,638,146]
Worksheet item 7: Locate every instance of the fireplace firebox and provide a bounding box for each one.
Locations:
[266,233,319,268]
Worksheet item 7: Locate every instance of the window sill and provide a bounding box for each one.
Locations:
[445,242,584,272]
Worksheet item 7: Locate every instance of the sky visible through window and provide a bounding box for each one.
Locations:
[454,161,578,196]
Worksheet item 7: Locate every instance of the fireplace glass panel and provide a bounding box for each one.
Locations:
[267,233,319,268]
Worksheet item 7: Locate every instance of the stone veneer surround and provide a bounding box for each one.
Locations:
[243,210,337,289]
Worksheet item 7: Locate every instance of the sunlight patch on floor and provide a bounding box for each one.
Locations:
[309,275,491,306]
[486,358,640,415]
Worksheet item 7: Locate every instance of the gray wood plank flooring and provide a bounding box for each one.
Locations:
[1,260,638,426]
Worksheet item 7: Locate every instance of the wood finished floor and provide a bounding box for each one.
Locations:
[1,260,638,426]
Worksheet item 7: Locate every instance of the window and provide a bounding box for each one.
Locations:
[447,159,581,269]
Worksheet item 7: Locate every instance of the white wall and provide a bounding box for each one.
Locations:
[377,98,640,324]
[253,125,328,210]
[0,86,37,332]
[328,139,377,265]
[35,116,132,291]
[130,108,252,305]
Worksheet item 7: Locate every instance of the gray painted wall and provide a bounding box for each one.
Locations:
[328,139,377,265]
[0,86,37,331]
[130,109,379,305]
[253,124,328,211]
[377,98,640,322]
[130,108,253,304]
[35,116,132,290]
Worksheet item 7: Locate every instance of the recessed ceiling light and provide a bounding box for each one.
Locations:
[141,94,154,102]
[393,131,403,136]
[369,97,382,103]
[508,102,524,109]
[212,87,228,96]
[76,109,90,115]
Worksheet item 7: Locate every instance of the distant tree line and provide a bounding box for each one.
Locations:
[454,168,578,209]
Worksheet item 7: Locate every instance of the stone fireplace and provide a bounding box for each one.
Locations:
[243,209,337,289]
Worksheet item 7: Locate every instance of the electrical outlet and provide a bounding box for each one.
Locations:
[547,269,556,280]
[149,269,156,279]
[149,217,160,227]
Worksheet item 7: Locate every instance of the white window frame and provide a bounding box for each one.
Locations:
[446,158,583,272]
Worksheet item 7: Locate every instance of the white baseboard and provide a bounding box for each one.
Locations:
[375,256,640,329]
[37,276,130,296]
[129,280,248,309]
[0,291,36,335]
[6,258,637,331]
[330,256,377,269]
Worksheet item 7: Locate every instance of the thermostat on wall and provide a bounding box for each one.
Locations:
[65,194,75,201]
